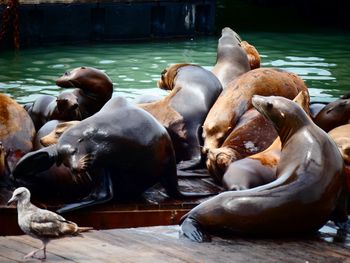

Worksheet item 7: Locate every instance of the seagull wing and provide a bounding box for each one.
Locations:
[29,208,79,238]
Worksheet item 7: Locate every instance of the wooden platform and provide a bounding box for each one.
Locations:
[1,221,349,263]
[0,169,224,235]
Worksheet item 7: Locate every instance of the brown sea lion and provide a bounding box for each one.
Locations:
[25,92,81,131]
[180,95,345,242]
[241,40,261,70]
[206,108,277,181]
[329,124,350,165]
[0,93,36,174]
[0,93,35,204]
[56,66,113,119]
[139,63,222,166]
[314,98,350,132]
[13,97,210,213]
[0,142,5,177]
[328,124,350,212]
[40,121,80,147]
[203,68,309,154]
[211,27,250,88]
[221,91,310,190]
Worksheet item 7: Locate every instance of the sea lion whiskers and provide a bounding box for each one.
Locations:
[74,154,94,183]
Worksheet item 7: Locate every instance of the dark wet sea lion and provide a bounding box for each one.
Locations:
[13,96,209,213]
[56,66,113,119]
[212,27,250,88]
[139,63,222,166]
[203,67,309,153]
[25,92,81,131]
[180,95,345,242]
[241,40,260,70]
[221,91,310,190]
[16,120,90,201]
[314,98,350,132]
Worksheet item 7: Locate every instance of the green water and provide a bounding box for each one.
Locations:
[0,31,349,104]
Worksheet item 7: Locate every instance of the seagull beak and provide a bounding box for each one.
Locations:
[7,197,16,206]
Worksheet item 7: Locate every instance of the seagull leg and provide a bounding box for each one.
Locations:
[35,241,48,261]
[23,247,42,259]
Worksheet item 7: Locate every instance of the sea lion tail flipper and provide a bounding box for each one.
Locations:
[57,170,113,213]
[180,217,211,242]
[12,145,58,179]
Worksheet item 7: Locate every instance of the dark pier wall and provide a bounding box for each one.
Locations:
[216,0,350,33]
[0,0,216,48]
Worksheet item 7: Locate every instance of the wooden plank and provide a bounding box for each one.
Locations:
[1,223,350,263]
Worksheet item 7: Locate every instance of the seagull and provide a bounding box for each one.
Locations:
[7,187,93,261]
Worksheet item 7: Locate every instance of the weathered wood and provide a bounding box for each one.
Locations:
[1,222,349,263]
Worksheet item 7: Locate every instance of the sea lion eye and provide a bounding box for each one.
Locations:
[267,102,273,109]
[161,69,167,77]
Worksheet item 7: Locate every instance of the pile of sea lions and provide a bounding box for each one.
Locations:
[1,27,349,242]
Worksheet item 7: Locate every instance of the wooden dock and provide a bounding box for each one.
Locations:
[1,220,349,263]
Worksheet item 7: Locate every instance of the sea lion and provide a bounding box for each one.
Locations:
[206,108,277,181]
[13,96,208,213]
[56,66,113,119]
[203,68,308,154]
[16,120,90,201]
[328,124,350,210]
[139,63,222,166]
[211,27,250,88]
[0,93,35,204]
[0,142,5,177]
[0,93,36,174]
[328,124,350,165]
[221,91,310,190]
[314,98,350,132]
[241,40,261,70]
[40,121,80,147]
[180,95,345,242]
[25,92,81,131]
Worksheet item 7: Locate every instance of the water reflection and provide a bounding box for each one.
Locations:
[0,32,349,104]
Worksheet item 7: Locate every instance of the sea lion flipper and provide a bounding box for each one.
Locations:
[180,217,211,242]
[12,145,58,178]
[57,170,113,213]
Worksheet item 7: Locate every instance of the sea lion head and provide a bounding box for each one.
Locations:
[56,92,82,120]
[241,40,261,70]
[56,67,113,97]
[157,63,191,90]
[221,27,242,43]
[206,147,241,183]
[252,95,310,143]
[57,126,98,184]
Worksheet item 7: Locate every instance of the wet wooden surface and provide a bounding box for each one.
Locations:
[0,221,349,263]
